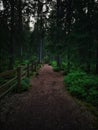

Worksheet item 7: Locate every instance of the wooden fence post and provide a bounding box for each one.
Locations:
[17,66,21,91]
[27,63,30,77]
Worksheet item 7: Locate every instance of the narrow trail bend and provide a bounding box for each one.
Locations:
[0,64,97,130]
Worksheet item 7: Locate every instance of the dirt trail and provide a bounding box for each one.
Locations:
[0,64,97,130]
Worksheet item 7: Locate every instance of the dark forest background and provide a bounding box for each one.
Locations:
[0,0,98,107]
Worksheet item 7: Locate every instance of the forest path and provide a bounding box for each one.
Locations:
[0,64,97,130]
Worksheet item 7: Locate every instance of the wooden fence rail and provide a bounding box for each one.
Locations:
[0,63,38,98]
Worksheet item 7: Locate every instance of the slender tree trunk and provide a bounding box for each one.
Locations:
[86,50,91,73]
[56,55,61,68]
[86,37,92,73]
[18,0,23,61]
[56,0,61,68]
[0,49,2,72]
[39,39,43,63]
[67,47,70,72]
[66,0,72,72]
[96,42,98,74]
[9,0,15,69]
[39,15,44,63]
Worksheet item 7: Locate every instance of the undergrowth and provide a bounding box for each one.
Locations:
[50,61,61,72]
[20,77,30,92]
[64,70,98,107]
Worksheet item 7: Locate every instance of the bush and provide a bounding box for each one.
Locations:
[86,88,98,105]
[64,71,98,106]
[51,61,57,67]
[20,77,30,91]
[53,67,61,72]
[51,61,60,71]
[61,62,68,74]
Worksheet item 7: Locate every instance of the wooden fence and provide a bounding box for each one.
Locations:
[0,62,38,98]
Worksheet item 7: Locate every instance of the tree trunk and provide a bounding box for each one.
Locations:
[67,47,70,72]
[86,40,92,73]
[18,0,23,61]
[9,0,15,69]
[39,39,43,63]
[96,43,98,74]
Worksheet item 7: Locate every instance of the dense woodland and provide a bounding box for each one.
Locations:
[0,0,98,106]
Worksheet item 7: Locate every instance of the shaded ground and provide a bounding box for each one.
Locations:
[0,64,97,130]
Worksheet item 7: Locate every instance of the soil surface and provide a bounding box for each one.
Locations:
[0,64,97,130]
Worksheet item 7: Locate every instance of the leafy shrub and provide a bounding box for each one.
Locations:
[14,59,29,68]
[61,62,68,73]
[64,71,98,106]
[86,88,98,105]
[20,77,30,91]
[51,61,60,71]
[51,61,57,67]
[53,67,61,72]
[51,61,59,71]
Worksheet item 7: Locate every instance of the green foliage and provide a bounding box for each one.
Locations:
[51,61,60,71]
[14,60,29,68]
[20,77,30,92]
[53,67,60,72]
[51,61,57,67]
[64,71,98,106]
[61,62,68,73]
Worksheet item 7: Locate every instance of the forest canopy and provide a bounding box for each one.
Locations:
[0,0,98,74]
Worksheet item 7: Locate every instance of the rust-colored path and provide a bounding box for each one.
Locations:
[0,64,97,130]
